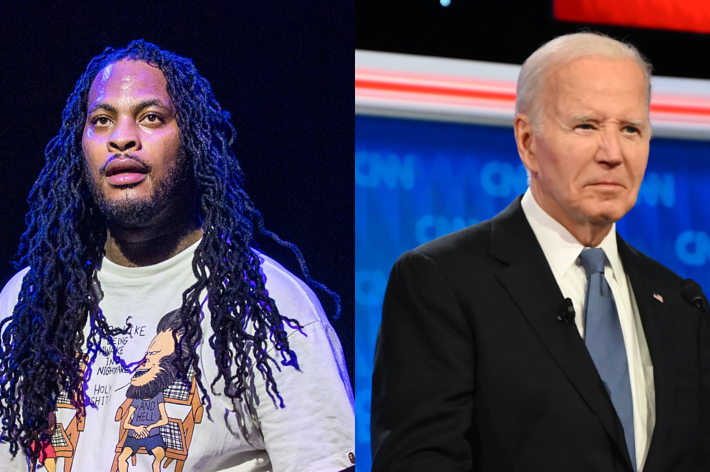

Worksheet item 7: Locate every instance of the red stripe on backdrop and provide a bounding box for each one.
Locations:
[355,79,516,102]
[554,0,710,34]
[356,77,710,118]
[653,103,710,117]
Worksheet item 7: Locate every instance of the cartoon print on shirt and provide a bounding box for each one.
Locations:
[47,404,84,472]
[116,394,169,471]
[111,308,203,472]
[37,309,203,472]
[30,411,57,472]
[35,357,88,472]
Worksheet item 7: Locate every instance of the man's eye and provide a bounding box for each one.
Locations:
[623,126,640,134]
[143,113,163,124]
[577,124,594,130]
[92,116,112,126]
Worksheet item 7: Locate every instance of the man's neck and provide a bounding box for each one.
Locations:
[105,222,203,267]
[556,219,612,248]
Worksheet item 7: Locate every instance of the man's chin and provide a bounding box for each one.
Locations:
[583,201,634,226]
[98,197,164,228]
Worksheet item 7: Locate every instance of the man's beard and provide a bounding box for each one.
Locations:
[86,148,193,228]
[126,353,179,400]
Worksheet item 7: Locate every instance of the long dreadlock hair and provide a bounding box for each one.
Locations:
[0,40,340,461]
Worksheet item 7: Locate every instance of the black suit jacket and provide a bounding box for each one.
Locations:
[371,197,710,472]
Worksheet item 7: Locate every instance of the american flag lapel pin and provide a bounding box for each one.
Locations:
[653,292,664,303]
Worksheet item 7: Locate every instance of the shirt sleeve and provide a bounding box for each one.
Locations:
[252,318,355,472]
[0,268,28,322]
[0,269,32,471]
[0,445,27,472]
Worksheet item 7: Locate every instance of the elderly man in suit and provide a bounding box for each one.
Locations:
[370,32,710,472]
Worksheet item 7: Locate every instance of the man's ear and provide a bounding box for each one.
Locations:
[514,113,539,176]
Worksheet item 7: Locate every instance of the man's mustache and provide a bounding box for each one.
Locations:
[99,154,152,176]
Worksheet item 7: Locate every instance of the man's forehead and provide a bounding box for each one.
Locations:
[100,63,114,84]
[547,57,647,95]
[87,59,171,109]
[543,57,649,118]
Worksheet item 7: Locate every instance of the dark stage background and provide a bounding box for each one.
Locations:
[0,2,354,384]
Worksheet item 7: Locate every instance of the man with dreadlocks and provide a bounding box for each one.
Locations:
[0,41,354,471]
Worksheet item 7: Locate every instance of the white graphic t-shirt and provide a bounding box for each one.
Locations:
[0,242,354,471]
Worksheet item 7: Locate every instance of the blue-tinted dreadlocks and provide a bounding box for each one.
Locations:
[0,40,340,461]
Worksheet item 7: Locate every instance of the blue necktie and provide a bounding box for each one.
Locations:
[580,247,636,471]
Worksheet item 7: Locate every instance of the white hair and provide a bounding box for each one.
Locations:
[516,32,652,127]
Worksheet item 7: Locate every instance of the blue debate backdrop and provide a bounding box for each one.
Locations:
[355,114,710,472]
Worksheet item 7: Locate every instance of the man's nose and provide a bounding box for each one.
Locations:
[597,127,624,166]
[107,119,140,153]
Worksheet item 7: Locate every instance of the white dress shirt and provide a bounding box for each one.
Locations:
[521,189,655,471]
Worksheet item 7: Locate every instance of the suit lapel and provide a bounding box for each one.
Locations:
[617,237,677,472]
[489,198,633,469]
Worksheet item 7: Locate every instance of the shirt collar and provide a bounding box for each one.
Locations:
[521,189,623,280]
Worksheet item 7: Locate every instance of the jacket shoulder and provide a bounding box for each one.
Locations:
[620,238,686,287]
[411,219,493,261]
[403,196,527,267]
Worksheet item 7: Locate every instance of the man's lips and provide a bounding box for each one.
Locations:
[587,181,625,188]
[103,157,149,186]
